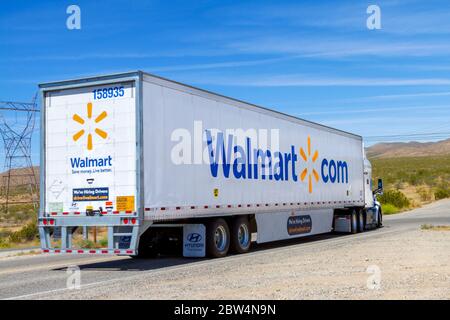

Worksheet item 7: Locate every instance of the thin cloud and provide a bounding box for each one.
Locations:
[227,37,450,59]
[345,91,450,102]
[5,48,234,62]
[7,52,193,62]
[188,74,450,87]
[214,1,450,35]
[298,104,450,116]
[146,55,302,72]
[321,116,447,126]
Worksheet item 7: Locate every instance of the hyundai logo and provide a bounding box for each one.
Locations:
[187,233,202,242]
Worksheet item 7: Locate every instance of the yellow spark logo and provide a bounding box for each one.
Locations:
[299,136,319,193]
[72,102,108,150]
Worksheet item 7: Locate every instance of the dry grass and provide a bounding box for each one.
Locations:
[421,224,450,231]
[371,155,450,209]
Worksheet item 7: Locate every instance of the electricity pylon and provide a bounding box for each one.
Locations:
[0,95,39,214]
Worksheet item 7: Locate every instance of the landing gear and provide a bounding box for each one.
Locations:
[133,237,158,259]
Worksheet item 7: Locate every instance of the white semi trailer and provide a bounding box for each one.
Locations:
[38,71,383,258]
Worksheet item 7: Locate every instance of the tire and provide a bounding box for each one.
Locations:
[350,209,358,234]
[230,216,251,254]
[357,209,365,233]
[377,207,383,228]
[206,218,230,258]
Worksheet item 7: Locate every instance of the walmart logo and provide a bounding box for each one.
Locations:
[72,102,108,150]
[205,130,349,192]
[299,136,320,193]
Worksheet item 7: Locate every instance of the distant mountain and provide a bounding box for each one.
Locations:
[0,140,449,179]
[0,166,39,187]
[366,138,450,159]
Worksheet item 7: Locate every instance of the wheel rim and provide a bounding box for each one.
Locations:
[238,223,250,248]
[214,225,227,251]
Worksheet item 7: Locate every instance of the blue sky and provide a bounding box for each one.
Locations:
[1,0,450,167]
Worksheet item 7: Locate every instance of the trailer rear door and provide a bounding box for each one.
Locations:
[43,82,137,215]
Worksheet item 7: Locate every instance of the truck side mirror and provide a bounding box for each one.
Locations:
[373,178,383,195]
[377,178,383,190]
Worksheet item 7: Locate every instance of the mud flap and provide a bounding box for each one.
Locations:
[183,224,205,258]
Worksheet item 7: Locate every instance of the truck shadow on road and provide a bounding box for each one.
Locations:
[53,232,355,272]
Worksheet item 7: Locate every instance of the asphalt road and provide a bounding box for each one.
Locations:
[1,199,449,300]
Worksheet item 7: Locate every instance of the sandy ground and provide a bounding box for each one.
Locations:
[43,226,450,300]
[2,199,449,300]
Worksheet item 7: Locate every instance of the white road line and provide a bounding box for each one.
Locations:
[0,256,124,276]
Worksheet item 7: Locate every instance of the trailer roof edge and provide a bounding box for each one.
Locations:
[38,70,362,140]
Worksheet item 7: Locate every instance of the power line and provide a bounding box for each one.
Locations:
[0,101,40,112]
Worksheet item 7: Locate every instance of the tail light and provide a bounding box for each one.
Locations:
[42,219,54,225]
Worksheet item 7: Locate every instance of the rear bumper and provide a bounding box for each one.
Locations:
[39,214,138,227]
[41,248,136,255]
[38,214,144,256]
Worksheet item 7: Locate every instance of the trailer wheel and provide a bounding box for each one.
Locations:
[206,218,230,258]
[230,216,251,254]
[357,209,365,233]
[350,209,358,234]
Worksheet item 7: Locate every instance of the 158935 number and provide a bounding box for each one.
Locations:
[92,86,124,100]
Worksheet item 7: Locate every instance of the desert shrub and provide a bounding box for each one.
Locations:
[4,204,37,223]
[421,224,450,231]
[439,181,449,189]
[434,188,450,200]
[408,175,419,186]
[76,238,108,248]
[0,230,12,239]
[99,238,108,247]
[78,239,96,248]
[0,230,11,248]
[371,155,450,191]
[394,181,403,189]
[378,189,410,208]
[417,187,432,202]
[9,221,38,243]
[0,238,11,249]
[8,185,32,196]
[381,203,399,215]
[20,221,38,241]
